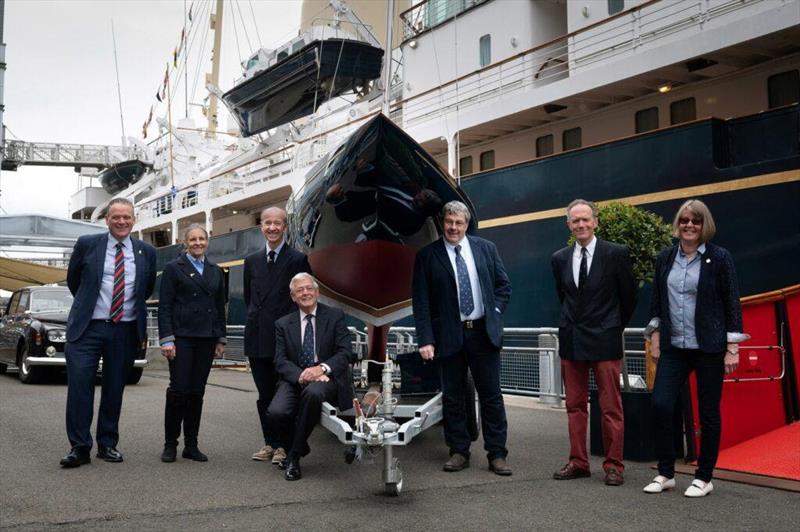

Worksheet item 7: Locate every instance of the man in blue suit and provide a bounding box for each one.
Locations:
[60,198,156,468]
[412,200,512,475]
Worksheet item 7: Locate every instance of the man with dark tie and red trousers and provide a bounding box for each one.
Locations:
[267,273,354,480]
[61,198,156,468]
[551,199,637,486]
[243,206,311,465]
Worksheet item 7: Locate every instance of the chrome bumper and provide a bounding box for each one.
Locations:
[24,356,149,368]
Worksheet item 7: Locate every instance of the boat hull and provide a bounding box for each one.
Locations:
[99,159,152,194]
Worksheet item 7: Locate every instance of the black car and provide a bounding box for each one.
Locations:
[0,286,147,384]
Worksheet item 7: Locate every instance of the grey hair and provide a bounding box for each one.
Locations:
[183,223,208,242]
[289,272,319,293]
[441,200,471,224]
[106,197,135,214]
[566,198,598,220]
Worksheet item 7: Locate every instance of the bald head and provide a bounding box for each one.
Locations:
[260,206,288,250]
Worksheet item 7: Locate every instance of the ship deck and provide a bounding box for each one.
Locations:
[1,368,796,531]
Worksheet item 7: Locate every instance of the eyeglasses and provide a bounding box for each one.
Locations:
[678,217,703,226]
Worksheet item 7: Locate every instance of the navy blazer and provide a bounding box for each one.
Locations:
[650,242,743,354]
[66,232,156,343]
[158,255,227,342]
[273,303,354,411]
[243,244,311,359]
[551,239,637,361]
[412,235,512,358]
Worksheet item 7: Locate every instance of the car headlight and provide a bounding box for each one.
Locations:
[46,346,57,356]
[47,329,67,342]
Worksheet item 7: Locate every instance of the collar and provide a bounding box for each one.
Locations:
[678,242,706,257]
[266,239,285,257]
[300,305,318,320]
[108,234,133,249]
[574,236,597,256]
[444,236,470,253]
[185,253,205,264]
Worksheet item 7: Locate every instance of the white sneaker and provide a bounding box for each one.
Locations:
[643,475,676,493]
[684,479,714,497]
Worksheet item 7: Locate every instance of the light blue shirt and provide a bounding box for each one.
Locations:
[186,253,204,275]
[92,234,137,321]
[667,243,706,349]
[444,237,484,321]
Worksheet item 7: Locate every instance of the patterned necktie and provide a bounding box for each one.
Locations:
[300,314,315,368]
[268,250,276,265]
[454,245,475,315]
[578,246,588,290]
[110,243,125,322]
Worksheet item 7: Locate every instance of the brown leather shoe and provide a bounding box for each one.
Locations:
[489,457,512,476]
[604,467,624,486]
[553,462,591,480]
[443,453,470,472]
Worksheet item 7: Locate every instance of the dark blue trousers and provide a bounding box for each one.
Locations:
[168,337,216,395]
[65,320,138,450]
[249,357,280,448]
[439,326,508,460]
[651,346,724,482]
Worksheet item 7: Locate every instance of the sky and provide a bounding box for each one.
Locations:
[1,0,303,218]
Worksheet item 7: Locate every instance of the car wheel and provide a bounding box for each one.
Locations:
[126,367,144,385]
[465,370,481,442]
[18,343,43,384]
[0,362,7,374]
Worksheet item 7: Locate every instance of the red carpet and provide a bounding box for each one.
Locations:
[715,422,800,481]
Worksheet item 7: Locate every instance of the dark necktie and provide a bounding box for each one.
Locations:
[300,314,315,368]
[110,243,125,322]
[455,245,474,315]
[267,250,276,266]
[578,246,588,290]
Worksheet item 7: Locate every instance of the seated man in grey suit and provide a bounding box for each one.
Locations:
[268,273,353,480]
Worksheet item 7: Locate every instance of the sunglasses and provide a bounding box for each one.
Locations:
[678,217,703,226]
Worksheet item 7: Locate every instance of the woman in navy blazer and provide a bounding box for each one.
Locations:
[644,199,748,498]
[158,224,227,463]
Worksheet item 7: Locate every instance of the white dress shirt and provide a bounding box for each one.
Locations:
[444,237,485,321]
[572,236,597,288]
[92,234,137,321]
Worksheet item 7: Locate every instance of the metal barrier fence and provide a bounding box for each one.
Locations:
[146,308,647,402]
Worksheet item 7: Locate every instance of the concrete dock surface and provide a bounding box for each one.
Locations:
[1,368,796,531]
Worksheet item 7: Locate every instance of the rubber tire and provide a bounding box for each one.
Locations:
[18,343,43,384]
[0,362,7,374]
[465,370,481,442]
[126,367,144,385]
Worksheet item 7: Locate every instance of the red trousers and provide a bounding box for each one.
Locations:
[562,359,624,472]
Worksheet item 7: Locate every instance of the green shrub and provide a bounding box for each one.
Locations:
[568,202,672,286]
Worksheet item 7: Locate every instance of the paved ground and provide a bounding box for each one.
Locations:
[0,367,797,531]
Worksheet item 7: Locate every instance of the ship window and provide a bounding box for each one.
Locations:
[635,107,659,133]
[277,49,289,62]
[536,134,554,157]
[291,40,306,54]
[479,35,491,68]
[460,156,473,176]
[562,128,582,151]
[479,150,495,171]
[608,0,624,15]
[768,70,800,109]
[670,97,696,125]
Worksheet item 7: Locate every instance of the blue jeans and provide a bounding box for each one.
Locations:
[651,346,724,482]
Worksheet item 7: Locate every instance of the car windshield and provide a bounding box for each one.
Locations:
[29,291,73,313]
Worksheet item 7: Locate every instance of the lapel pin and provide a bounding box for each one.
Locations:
[190,273,196,277]
[706,258,711,264]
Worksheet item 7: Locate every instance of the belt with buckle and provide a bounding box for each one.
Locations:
[462,318,485,329]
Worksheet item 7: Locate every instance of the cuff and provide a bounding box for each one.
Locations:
[727,332,750,343]
[160,340,175,347]
[321,363,331,375]
[217,337,227,345]
[644,318,660,339]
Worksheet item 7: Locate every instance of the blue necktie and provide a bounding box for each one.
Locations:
[300,314,315,368]
[455,245,474,316]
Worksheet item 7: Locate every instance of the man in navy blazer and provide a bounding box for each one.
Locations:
[268,273,353,480]
[243,206,311,464]
[412,200,512,475]
[61,198,156,468]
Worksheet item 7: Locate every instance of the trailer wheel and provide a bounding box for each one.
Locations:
[466,370,481,441]
[385,475,403,496]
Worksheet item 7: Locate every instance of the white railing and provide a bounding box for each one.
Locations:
[397,0,772,129]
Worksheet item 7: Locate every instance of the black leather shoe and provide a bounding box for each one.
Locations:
[96,446,124,463]
[161,445,177,463]
[284,455,302,481]
[60,447,91,468]
[182,447,208,462]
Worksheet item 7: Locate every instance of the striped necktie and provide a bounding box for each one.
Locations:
[110,243,125,322]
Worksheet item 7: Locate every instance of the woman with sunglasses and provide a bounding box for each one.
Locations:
[643,199,748,497]
[158,224,227,463]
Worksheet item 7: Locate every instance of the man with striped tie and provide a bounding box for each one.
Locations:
[60,198,156,468]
